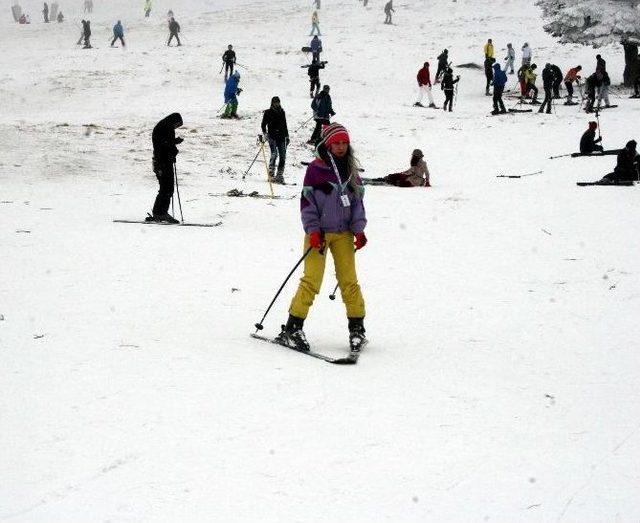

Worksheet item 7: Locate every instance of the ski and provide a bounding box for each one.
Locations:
[577,181,635,186]
[508,108,533,113]
[413,103,440,109]
[208,190,294,199]
[570,149,622,158]
[114,219,222,227]
[250,333,358,365]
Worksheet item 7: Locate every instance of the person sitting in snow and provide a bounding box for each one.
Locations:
[579,121,603,154]
[598,140,639,184]
[363,149,430,187]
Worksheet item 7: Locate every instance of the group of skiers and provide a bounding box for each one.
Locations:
[413,60,460,111]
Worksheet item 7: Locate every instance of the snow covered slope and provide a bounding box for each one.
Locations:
[1,0,639,521]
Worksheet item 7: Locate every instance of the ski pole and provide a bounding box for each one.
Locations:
[548,153,573,160]
[595,108,603,148]
[243,146,262,180]
[218,61,224,74]
[292,115,314,134]
[259,139,275,198]
[329,282,339,300]
[254,246,313,332]
[174,163,184,223]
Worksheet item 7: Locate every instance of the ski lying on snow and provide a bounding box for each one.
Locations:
[508,108,533,113]
[570,149,622,158]
[250,333,359,365]
[113,219,222,227]
[576,181,635,186]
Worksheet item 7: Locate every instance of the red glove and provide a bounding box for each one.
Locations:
[354,232,367,250]
[309,231,324,250]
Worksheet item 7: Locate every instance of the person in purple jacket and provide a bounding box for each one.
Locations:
[277,123,368,354]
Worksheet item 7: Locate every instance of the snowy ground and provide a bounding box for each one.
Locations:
[1,0,640,521]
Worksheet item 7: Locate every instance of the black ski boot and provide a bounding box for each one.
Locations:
[148,213,179,224]
[276,315,310,351]
[348,318,368,353]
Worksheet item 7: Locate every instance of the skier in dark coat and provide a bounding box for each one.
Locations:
[383,0,394,24]
[550,64,563,98]
[310,35,322,63]
[307,60,325,98]
[491,62,507,114]
[167,17,181,46]
[308,85,335,145]
[82,20,92,48]
[435,49,448,83]
[222,45,236,81]
[584,73,601,113]
[441,67,459,112]
[150,113,184,223]
[43,2,49,22]
[538,63,554,114]
[484,57,495,95]
[111,20,125,47]
[579,121,603,154]
[261,96,290,184]
[600,140,639,183]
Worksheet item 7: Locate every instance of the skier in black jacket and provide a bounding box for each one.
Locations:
[167,17,181,46]
[308,85,335,144]
[150,113,184,223]
[222,45,236,81]
[538,63,554,114]
[441,67,459,112]
[306,61,325,98]
[435,49,448,83]
[484,57,495,95]
[261,97,290,184]
[600,140,639,183]
[550,64,563,98]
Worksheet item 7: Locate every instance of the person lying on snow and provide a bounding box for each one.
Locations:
[363,149,430,187]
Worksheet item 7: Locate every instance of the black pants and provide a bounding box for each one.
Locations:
[384,13,392,23]
[493,85,505,112]
[152,161,175,215]
[485,73,492,93]
[552,80,561,98]
[225,62,234,80]
[443,90,454,111]
[539,87,552,113]
[309,76,320,96]
[527,83,538,99]
[83,35,91,48]
[310,118,330,143]
[111,35,125,46]
[312,51,321,63]
[565,81,574,98]
[634,76,640,95]
[168,32,181,46]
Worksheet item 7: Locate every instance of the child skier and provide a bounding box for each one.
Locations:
[277,123,368,354]
[222,71,241,118]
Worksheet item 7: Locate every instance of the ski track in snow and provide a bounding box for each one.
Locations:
[1,0,640,521]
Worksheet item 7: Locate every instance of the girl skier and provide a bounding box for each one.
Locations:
[277,123,368,353]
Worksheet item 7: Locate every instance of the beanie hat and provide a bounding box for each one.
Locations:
[412,149,424,158]
[321,122,350,147]
[588,121,597,130]
[424,62,429,68]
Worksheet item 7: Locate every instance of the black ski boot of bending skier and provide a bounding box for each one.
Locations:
[275,315,310,352]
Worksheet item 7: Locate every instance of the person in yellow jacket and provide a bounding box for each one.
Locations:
[310,10,321,36]
[523,64,539,102]
[484,38,494,59]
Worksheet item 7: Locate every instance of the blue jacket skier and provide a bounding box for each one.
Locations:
[222,71,242,118]
[491,62,507,114]
[111,20,125,47]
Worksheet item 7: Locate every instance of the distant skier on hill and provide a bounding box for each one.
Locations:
[42,2,48,22]
[111,20,125,47]
[504,43,515,74]
[222,71,242,119]
[222,45,236,80]
[57,11,63,22]
[414,62,436,108]
[491,62,507,114]
[84,0,93,13]
[144,0,152,17]
[167,17,181,46]
[441,67,459,112]
[149,113,184,223]
[306,60,325,98]
[310,10,320,35]
[523,64,538,102]
[564,65,582,104]
[521,42,531,66]
[579,122,603,154]
[538,63,554,114]
[261,96,290,184]
[484,38,494,59]
[435,49,448,83]
[310,35,322,63]
[276,123,368,355]
[383,0,394,24]
[484,56,495,95]
[307,85,335,144]
[82,19,92,48]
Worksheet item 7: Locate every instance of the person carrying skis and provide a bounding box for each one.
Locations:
[579,121,603,154]
[491,62,507,114]
[306,60,325,98]
[222,44,236,80]
[484,56,495,95]
[484,38,494,59]
[150,113,184,223]
[521,42,531,66]
[538,63,554,114]
[523,63,538,102]
[222,71,241,119]
[42,2,48,22]
[277,122,368,354]
[261,96,290,184]
[599,140,639,184]
[310,10,320,35]
[308,84,335,144]
[383,0,394,24]
[167,17,180,46]
[441,67,459,112]
[564,65,582,104]
[435,48,448,83]
[364,149,430,187]
[414,62,436,108]
[111,20,125,47]
[504,43,515,74]
[550,63,562,98]
[310,35,322,63]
